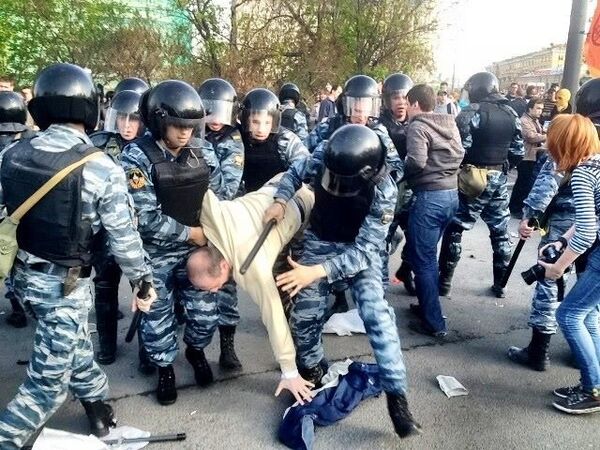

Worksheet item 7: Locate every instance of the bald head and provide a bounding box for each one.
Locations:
[187,246,231,292]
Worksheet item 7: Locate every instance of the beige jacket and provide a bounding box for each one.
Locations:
[200,180,314,374]
[520,113,546,161]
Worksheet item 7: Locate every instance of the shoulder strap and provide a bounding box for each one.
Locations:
[137,135,166,165]
[10,145,103,221]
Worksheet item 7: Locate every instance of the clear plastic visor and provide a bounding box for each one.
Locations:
[246,110,280,138]
[321,168,364,197]
[383,89,409,109]
[204,99,235,127]
[343,96,381,122]
[104,107,141,139]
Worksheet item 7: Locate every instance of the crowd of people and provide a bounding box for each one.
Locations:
[0,63,599,449]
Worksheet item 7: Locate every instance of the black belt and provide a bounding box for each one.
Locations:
[292,197,306,223]
[28,262,92,278]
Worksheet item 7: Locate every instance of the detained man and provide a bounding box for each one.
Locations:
[186,176,315,404]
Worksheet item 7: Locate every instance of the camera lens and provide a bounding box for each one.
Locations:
[521,264,545,285]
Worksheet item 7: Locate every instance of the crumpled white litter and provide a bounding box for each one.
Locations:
[323,309,366,336]
[33,426,150,450]
[436,375,468,398]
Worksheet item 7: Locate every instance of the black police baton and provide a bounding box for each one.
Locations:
[125,280,152,343]
[499,218,537,288]
[103,432,186,446]
[239,218,277,275]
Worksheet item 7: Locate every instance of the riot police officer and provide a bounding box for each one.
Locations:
[197,77,244,370]
[278,82,309,145]
[121,80,225,406]
[89,89,154,373]
[438,72,523,298]
[0,91,36,328]
[0,63,156,448]
[239,88,309,193]
[264,124,420,439]
[379,73,416,295]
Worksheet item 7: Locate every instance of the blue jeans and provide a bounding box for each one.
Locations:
[556,246,600,392]
[408,189,459,332]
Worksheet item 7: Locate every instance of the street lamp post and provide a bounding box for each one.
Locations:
[562,0,589,95]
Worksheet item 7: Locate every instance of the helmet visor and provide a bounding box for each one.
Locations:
[343,96,381,122]
[204,99,235,127]
[246,109,280,139]
[104,107,142,140]
[321,168,364,197]
[383,89,409,110]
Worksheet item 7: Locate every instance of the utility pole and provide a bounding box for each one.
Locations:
[562,0,589,94]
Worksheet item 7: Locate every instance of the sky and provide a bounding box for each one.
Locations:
[434,0,595,86]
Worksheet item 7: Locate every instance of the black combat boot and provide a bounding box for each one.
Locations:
[218,325,242,370]
[298,364,324,389]
[94,284,119,365]
[81,400,116,437]
[386,392,422,438]
[156,365,177,405]
[507,328,551,371]
[395,262,416,296]
[137,333,156,376]
[491,266,507,298]
[6,297,27,328]
[185,346,214,386]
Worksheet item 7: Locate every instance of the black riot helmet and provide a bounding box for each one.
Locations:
[0,91,27,134]
[321,124,386,197]
[103,90,142,137]
[197,78,238,127]
[240,88,281,137]
[575,78,600,120]
[463,72,499,103]
[114,77,149,96]
[144,80,206,140]
[340,75,381,122]
[279,83,300,105]
[27,63,98,130]
[382,73,414,109]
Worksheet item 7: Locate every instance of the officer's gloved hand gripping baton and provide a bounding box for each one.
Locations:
[240,218,277,275]
[125,280,152,343]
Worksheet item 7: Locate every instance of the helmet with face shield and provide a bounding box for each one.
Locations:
[197,78,238,127]
[103,89,142,141]
[340,75,381,124]
[240,88,280,140]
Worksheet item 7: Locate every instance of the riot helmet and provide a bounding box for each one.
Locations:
[382,73,413,108]
[114,77,149,96]
[0,91,27,134]
[197,78,238,127]
[575,78,600,120]
[240,88,280,140]
[144,80,205,141]
[279,83,300,105]
[103,90,142,141]
[340,75,381,123]
[463,72,499,103]
[321,124,386,197]
[27,63,98,130]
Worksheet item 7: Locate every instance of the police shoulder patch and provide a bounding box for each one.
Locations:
[128,168,146,189]
[381,210,394,224]
[233,154,244,167]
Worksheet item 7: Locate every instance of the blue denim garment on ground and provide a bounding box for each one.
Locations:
[278,361,382,450]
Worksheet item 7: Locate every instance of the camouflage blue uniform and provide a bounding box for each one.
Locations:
[281,101,309,146]
[274,145,408,395]
[120,136,225,367]
[205,126,245,329]
[307,115,403,289]
[0,125,152,449]
[522,155,575,333]
[439,96,524,291]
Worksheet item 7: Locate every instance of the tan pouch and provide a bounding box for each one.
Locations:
[457,164,488,199]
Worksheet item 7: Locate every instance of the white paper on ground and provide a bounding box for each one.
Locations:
[436,375,468,398]
[32,428,108,450]
[323,309,366,336]
[32,426,151,450]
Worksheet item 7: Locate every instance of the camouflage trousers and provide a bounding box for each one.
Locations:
[290,230,408,395]
[140,251,235,366]
[528,213,574,334]
[452,170,512,271]
[217,281,239,327]
[0,263,108,449]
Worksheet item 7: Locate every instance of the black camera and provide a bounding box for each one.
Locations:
[521,244,564,285]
